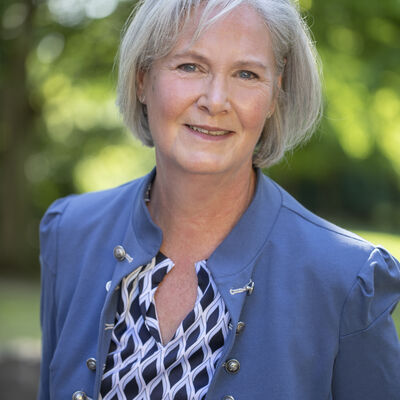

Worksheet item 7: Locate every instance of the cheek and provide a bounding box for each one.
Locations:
[147,75,198,120]
[147,78,177,119]
[237,91,271,134]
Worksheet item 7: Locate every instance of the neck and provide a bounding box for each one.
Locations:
[147,163,257,262]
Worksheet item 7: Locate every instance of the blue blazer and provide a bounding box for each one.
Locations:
[39,169,400,399]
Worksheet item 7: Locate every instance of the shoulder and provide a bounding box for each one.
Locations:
[264,177,400,328]
[259,174,387,286]
[267,177,375,263]
[39,172,151,270]
[41,173,148,226]
[279,178,364,240]
[55,175,145,221]
[258,176,400,333]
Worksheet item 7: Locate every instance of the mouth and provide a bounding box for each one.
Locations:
[186,124,233,136]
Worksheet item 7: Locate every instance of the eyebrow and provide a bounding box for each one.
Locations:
[172,50,269,72]
[232,60,269,72]
[172,50,209,64]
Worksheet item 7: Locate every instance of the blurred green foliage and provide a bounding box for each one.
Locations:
[0,279,40,343]
[0,0,399,277]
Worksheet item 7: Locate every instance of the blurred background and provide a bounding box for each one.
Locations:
[0,0,399,397]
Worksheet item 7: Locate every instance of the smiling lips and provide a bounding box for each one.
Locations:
[186,124,233,136]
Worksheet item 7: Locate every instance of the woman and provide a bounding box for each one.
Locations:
[38,0,400,399]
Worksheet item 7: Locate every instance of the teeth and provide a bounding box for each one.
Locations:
[189,125,229,136]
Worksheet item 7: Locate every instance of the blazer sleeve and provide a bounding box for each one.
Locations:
[332,247,400,399]
[37,197,72,400]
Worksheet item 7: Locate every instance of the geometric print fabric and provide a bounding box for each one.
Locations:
[100,252,230,400]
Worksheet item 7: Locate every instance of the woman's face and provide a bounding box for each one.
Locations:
[138,5,280,176]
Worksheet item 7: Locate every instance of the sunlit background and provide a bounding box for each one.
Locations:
[0,0,399,397]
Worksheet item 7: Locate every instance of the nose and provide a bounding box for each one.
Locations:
[197,75,231,115]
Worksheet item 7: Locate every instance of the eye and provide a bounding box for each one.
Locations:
[177,63,198,73]
[238,70,258,80]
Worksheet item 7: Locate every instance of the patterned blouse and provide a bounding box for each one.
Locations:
[100,252,230,400]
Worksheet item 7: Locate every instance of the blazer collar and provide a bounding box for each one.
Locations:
[124,167,282,268]
[112,168,282,310]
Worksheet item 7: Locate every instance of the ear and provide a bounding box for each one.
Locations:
[136,68,148,104]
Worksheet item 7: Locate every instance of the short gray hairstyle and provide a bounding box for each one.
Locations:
[117,0,323,168]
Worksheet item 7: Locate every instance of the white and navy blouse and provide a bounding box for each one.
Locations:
[100,252,230,400]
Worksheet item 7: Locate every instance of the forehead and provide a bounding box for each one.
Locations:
[171,4,274,61]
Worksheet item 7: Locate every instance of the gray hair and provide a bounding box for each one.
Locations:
[117,0,323,168]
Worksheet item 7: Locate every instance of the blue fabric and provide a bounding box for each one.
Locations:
[38,169,400,400]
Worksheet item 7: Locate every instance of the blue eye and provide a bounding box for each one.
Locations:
[178,64,197,72]
[238,70,258,80]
